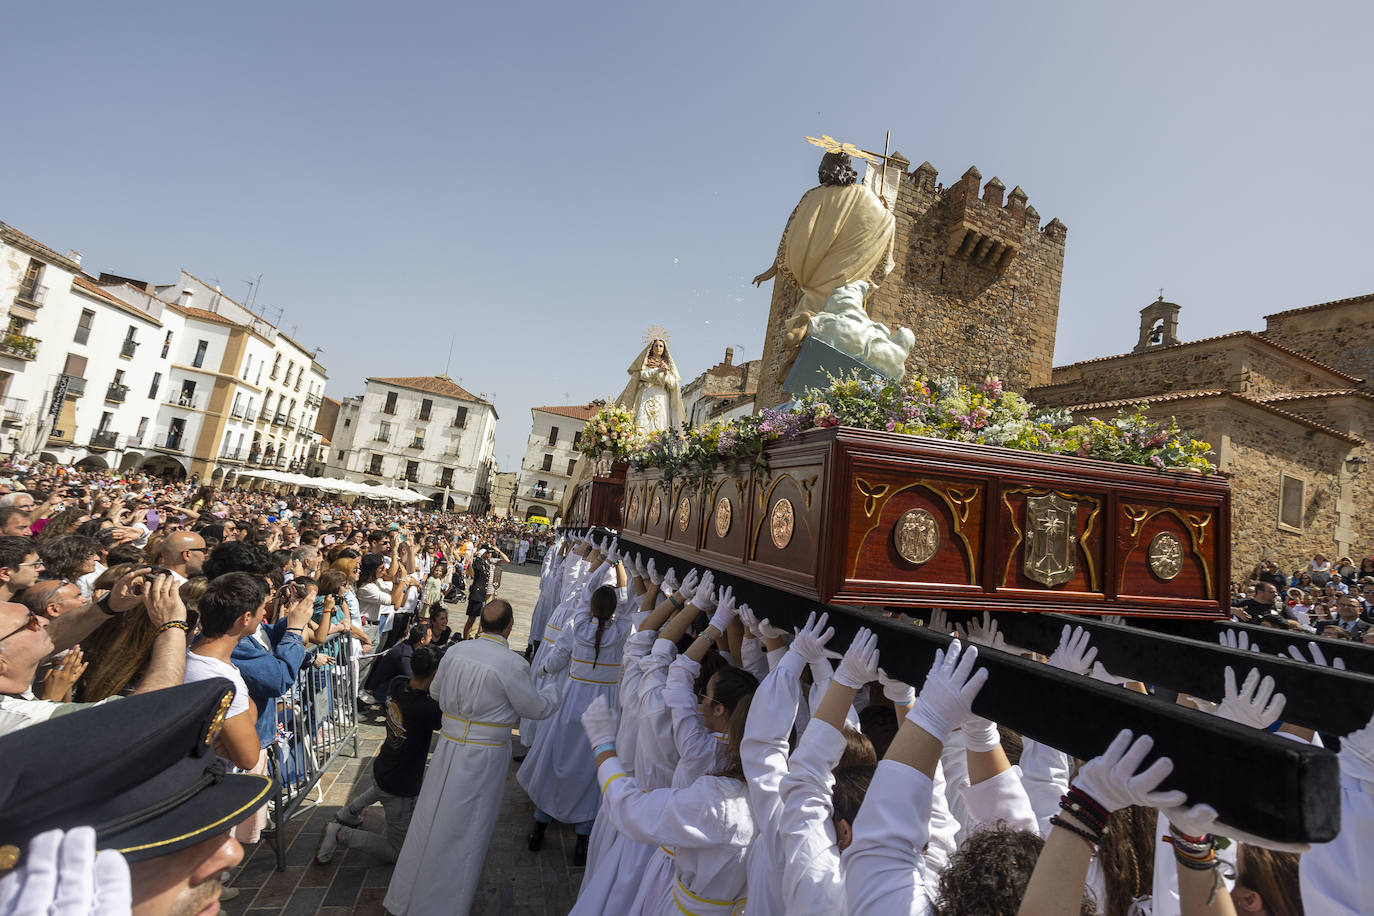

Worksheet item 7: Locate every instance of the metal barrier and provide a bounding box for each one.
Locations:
[268,633,361,871]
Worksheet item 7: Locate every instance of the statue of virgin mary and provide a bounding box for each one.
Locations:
[614,334,685,434]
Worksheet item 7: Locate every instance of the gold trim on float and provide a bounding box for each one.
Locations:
[852,477,982,584]
[1119,505,1214,598]
[1000,487,1102,591]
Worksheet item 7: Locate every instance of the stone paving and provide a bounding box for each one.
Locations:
[220,561,585,916]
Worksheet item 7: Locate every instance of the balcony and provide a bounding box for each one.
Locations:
[219,446,244,462]
[60,375,86,397]
[373,432,391,444]
[15,283,47,306]
[435,476,455,489]
[0,397,26,425]
[272,413,288,426]
[230,403,245,419]
[406,437,425,450]
[414,409,433,423]
[89,430,119,450]
[168,393,198,410]
[105,383,129,404]
[0,334,39,361]
[120,339,138,358]
[247,450,263,466]
[159,434,185,453]
[529,486,561,502]
[243,408,257,422]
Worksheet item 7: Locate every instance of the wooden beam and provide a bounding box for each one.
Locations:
[1132,616,1374,676]
[595,531,1339,843]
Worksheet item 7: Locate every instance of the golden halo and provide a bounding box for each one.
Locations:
[804,134,879,164]
[642,324,671,347]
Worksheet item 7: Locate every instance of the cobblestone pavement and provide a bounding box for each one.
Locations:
[221,561,585,916]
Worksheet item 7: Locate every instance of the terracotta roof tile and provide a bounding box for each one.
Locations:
[1256,389,1374,405]
[71,276,163,326]
[1263,292,1374,321]
[532,403,601,421]
[369,376,489,405]
[1052,331,1361,384]
[1060,388,1362,444]
[165,303,239,327]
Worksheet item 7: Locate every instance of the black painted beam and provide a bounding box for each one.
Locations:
[1133,616,1374,677]
[932,609,1374,737]
[584,530,1339,844]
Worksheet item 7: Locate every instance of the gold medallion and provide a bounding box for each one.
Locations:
[1148,532,1184,581]
[628,491,640,521]
[714,497,732,538]
[893,508,939,565]
[769,498,795,549]
[650,494,662,525]
[677,495,692,531]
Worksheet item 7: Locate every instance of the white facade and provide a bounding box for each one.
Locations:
[0,222,331,479]
[514,405,594,522]
[324,376,497,511]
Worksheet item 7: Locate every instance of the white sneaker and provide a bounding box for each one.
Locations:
[315,821,342,864]
[357,691,378,706]
[218,871,240,901]
[335,808,363,828]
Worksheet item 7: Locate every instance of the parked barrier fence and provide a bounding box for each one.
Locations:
[268,633,360,871]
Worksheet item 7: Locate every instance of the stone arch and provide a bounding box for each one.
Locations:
[39,452,59,464]
[140,455,188,480]
[525,505,549,520]
[118,452,143,472]
[74,455,108,470]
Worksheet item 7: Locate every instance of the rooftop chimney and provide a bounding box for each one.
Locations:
[178,289,194,307]
[723,347,734,365]
[67,250,83,266]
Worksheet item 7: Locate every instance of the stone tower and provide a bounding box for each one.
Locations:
[754,155,1068,408]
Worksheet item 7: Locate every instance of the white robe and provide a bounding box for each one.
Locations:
[844,759,935,916]
[597,758,755,916]
[383,633,559,916]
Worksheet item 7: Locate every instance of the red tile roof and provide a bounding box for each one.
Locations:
[1263,292,1374,321]
[71,276,163,326]
[1256,389,1374,405]
[1061,388,1362,444]
[532,403,601,421]
[369,376,489,405]
[1052,331,1361,383]
[165,303,239,327]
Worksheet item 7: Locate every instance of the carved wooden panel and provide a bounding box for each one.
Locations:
[1117,503,1217,602]
[996,485,1106,596]
[748,454,826,590]
[667,479,704,551]
[847,470,984,590]
[700,472,751,567]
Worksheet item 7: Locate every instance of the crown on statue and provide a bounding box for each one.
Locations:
[804,134,879,164]
[642,325,671,347]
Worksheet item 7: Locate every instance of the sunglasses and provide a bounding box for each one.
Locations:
[0,611,42,643]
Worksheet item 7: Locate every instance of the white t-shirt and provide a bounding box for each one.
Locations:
[183,651,250,720]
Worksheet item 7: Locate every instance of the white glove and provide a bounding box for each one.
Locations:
[789,611,838,665]
[646,558,661,585]
[956,610,1008,651]
[631,553,646,580]
[1102,614,1127,627]
[707,587,737,632]
[0,827,132,916]
[1218,629,1262,653]
[1165,803,1310,853]
[1214,666,1286,730]
[1072,730,1187,813]
[604,538,621,564]
[687,571,717,611]
[736,602,761,638]
[833,628,880,689]
[757,617,788,640]
[660,568,677,595]
[926,607,953,635]
[676,568,701,602]
[1089,661,1125,686]
[877,668,915,706]
[907,640,988,743]
[961,714,1002,753]
[1286,640,1346,670]
[581,695,620,748]
[1048,624,1098,675]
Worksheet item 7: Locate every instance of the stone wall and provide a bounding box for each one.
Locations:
[1262,296,1374,389]
[754,157,1068,409]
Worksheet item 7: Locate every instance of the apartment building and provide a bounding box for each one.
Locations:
[514,403,598,522]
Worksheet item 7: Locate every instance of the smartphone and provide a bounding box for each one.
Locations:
[322,534,337,546]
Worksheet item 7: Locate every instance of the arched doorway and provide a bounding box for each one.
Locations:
[525,505,548,521]
[119,452,143,472]
[140,455,188,480]
[74,455,108,471]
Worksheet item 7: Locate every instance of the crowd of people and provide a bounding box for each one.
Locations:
[0,460,551,914]
[1232,553,1374,641]
[1,457,1372,914]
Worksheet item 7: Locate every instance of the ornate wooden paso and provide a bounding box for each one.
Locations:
[623,426,1230,618]
[565,461,627,528]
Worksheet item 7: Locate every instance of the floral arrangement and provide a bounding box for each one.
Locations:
[578,403,637,463]
[623,372,1214,482]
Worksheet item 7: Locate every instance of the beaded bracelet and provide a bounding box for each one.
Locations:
[668,593,684,610]
[1050,814,1103,850]
[1060,788,1109,833]
[157,620,190,634]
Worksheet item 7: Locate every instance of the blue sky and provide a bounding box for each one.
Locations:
[4,1,1371,470]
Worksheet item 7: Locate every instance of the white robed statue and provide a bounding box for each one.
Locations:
[615,332,684,434]
[384,603,560,916]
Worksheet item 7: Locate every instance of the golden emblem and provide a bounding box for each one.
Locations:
[677,495,692,531]
[893,508,939,565]
[650,494,662,525]
[769,498,795,549]
[203,688,234,749]
[1024,493,1078,587]
[1148,532,1184,581]
[714,497,732,538]
[628,491,640,521]
[0,844,18,872]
